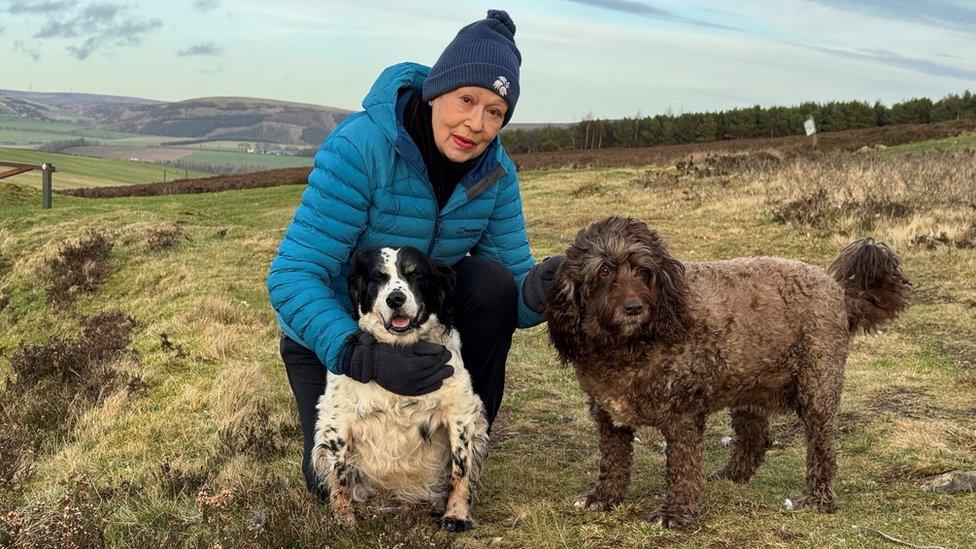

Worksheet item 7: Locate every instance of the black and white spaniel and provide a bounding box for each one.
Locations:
[312,246,489,531]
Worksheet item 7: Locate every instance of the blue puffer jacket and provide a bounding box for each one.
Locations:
[267,62,541,373]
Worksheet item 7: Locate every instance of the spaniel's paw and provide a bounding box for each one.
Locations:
[441,515,474,532]
[332,508,357,528]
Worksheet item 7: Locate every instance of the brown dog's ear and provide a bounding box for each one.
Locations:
[545,260,586,364]
[636,225,693,344]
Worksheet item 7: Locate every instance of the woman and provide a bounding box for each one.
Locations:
[268,9,563,498]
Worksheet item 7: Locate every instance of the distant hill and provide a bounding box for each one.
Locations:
[93,97,352,146]
[0,90,160,122]
[0,93,61,120]
[0,90,353,146]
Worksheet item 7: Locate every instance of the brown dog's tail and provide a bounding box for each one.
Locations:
[828,238,911,334]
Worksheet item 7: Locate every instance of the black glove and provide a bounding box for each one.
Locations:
[522,255,568,314]
[339,331,454,396]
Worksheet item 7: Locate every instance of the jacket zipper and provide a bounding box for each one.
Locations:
[427,216,441,256]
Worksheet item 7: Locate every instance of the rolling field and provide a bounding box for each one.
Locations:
[0,147,211,189]
[0,138,974,547]
[0,118,310,175]
[180,149,311,170]
[0,117,135,147]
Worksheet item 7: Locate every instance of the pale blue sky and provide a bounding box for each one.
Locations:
[1,0,974,122]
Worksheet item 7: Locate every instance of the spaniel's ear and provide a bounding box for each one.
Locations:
[347,247,378,318]
[428,259,456,331]
[545,259,586,364]
[633,224,693,344]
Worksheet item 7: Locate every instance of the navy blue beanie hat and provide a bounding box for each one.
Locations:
[422,9,521,126]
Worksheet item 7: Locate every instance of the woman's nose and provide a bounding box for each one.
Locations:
[466,109,484,132]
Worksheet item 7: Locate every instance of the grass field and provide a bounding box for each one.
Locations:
[181,149,311,170]
[879,132,976,154]
[0,142,974,547]
[0,118,309,174]
[0,117,135,145]
[0,147,211,189]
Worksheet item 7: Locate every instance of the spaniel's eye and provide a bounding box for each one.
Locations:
[599,265,613,278]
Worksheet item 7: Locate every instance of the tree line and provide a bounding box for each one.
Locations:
[500,91,976,154]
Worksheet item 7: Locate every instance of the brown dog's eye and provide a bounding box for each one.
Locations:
[599,265,613,278]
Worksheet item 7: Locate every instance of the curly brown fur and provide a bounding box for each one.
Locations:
[828,238,911,333]
[547,216,910,528]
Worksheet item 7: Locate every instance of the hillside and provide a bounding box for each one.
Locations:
[0,136,974,546]
[0,90,352,147]
[0,90,161,122]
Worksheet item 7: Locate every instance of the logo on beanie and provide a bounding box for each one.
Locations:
[492,76,509,97]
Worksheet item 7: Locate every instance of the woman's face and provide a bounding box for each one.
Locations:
[430,86,508,163]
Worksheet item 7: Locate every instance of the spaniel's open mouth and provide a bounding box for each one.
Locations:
[386,315,416,334]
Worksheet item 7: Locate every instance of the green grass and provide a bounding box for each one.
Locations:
[176,140,267,151]
[0,117,137,145]
[182,149,311,170]
[879,131,976,154]
[0,144,975,547]
[0,147,211,189]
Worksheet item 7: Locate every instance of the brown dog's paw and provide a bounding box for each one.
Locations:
[708,467,750,484]
[573,491,619,511]
[441,515,474,532]
[643,504,697,529]
[794,492,837,513]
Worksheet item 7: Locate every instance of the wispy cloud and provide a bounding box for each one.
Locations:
[5,0,78,14]
[806,0,976,36]
[192,0,220,11]
[565,0,740,31]
[179,41,222,56]
[20,1,162,59]
[13,40,41,61]
[804,44,976,81]
[198,63,225,74]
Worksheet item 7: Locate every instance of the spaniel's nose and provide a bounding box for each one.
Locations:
[623,298,645,316]
[386,291,407,309]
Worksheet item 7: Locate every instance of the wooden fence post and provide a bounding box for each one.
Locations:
[41,163,56,209]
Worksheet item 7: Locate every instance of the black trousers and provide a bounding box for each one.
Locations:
[280,256,518,497]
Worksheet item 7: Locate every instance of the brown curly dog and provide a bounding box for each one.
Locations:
[546,216,910,528]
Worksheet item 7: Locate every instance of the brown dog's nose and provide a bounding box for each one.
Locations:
[623,298,644,316]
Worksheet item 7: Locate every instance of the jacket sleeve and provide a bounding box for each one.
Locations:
[470,172,542,329]
[267,134,370,372]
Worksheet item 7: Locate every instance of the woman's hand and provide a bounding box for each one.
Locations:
[340,332,455,396]
[523,255,568,314]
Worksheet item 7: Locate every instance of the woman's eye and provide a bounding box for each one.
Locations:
[489,109,502,118]
[460,96,473,104]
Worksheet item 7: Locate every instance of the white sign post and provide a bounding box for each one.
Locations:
[804,117,818,147]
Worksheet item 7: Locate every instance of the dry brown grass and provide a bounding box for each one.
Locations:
[2,142,976,546]
[751,150,976,249]
[42,228,114,306]
[145,222,183,252]
[0,312,138,518]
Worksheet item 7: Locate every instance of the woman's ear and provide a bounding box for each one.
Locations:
[545,260,586,364]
